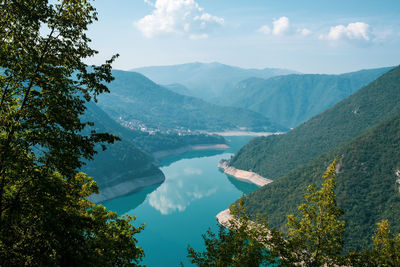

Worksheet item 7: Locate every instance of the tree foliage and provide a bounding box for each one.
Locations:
[0,0,144,265]
[187,197,279,267]
[284,157,345,266]
[369,219,400,266]
[240,113,400,251]
[189,158,400,266]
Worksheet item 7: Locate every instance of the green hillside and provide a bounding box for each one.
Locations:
[96,70,285,132]
[243,113,400,251]
[85,102,226,154]
[131,62,297,102]
[229,65,400,180]
[225,67,392,128]
[82,102,227,188]
[81,102,162,188]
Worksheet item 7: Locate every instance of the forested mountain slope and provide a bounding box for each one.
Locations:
[131,62,297,102]
[81,102,163,188]
[224,67,392,128]
[229,65,400,180]
[243,113,400,251]
[96,70,285,132]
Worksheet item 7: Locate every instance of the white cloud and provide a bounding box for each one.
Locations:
[272,16,290,35]
[258,16,291,36]
[321,22,372,42]
[135,0,224,38]
[183,167,203,175]
[258,25,271,35]
[297,28,312,36]
[189,33,208,40]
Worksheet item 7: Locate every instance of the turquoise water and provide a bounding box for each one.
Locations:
[103,136,258,266]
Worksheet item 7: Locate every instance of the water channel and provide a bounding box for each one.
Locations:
[103,136,259,266]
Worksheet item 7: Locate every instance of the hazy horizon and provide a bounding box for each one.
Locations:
[86,0,400,74]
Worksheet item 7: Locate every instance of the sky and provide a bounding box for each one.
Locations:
[86,0,400,74]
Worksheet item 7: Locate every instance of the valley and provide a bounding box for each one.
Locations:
[3,1,400,266]
[84,62,400,259]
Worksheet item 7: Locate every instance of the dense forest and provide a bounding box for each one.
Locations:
[242,113,400,251]
[230,65,400,180]
[223,67,392,128]
[189,159,400,266]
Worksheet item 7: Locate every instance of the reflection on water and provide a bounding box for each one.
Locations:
[158,135,256,167]
[149,159,220,215]
[103,136,260,267]
[101,184,161,214]
[158,149,226,167]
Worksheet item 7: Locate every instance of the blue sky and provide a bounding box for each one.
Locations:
[87,0,400,73]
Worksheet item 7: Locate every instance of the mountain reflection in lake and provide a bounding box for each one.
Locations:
[103,136,258,267]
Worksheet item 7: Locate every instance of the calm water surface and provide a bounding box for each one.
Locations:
[103,136,259,266]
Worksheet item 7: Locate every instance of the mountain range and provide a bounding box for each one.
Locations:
[131,62,297,102]
[222,67,393,128]
[96,70,285,132]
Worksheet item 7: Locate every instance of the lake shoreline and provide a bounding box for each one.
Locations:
[211,131,284,137]
[152,143,229,160]
[216,208,232,228]
[218,160,273,187]
[89,172,165,203]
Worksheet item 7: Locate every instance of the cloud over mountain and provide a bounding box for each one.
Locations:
[135,0,224,38]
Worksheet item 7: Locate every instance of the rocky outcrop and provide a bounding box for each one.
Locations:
[216,208,233,228]
[218,160,273,187]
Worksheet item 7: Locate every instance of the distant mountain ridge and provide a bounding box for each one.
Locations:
[131,62,298,102]
[223,66,393,128]
[96,70,285,132]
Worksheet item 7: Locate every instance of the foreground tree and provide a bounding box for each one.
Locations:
[368,219,400,266]
[187,197,280,266]
[284,157,346,266]
[0,0,143,265]
[187,158,346,266]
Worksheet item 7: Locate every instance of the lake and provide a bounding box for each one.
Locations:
[103,136,259,266]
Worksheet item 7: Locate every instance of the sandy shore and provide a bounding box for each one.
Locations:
[216,208,233,228]
[218,160,273,187]
[212,131,283,137]
[152,143,229,159]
